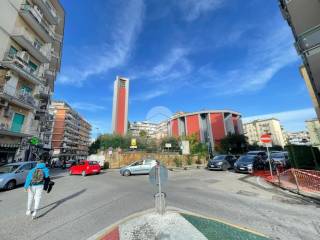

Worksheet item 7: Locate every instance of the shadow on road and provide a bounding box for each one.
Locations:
[37,189,86,218]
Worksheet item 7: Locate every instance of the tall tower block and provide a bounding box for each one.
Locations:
[112,76,129,135]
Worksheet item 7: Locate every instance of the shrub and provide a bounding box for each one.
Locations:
[186,156,193,165]
[174,158,182,167]
[103,162,110,169]
[195,159,202,165]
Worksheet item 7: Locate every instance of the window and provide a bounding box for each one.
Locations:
[89,161,98,165]
[8,46,18,58]
[20,163,32,171]
[28,61,38,73]
[21,85,33,94]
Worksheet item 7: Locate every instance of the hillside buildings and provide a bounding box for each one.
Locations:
[0,0,64,164]
[243,118,286,148]
[51,101,91,161]
[129,121,168,139]
[305,119,320,148]
[285,131,310,146]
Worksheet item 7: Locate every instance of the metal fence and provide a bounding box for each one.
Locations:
[252,168,320,194]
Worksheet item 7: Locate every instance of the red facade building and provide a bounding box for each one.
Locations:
[168,110,243,151]
[112,76,129,135]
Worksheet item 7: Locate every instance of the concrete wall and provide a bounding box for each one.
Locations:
[102,151,204,169]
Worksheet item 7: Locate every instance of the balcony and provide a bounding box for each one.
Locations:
[45,69,55,82]
[11,28,50,63]
[0,84,38,110]
[1,52,46,85]
[33,0,59,25]
[19,4,55,43]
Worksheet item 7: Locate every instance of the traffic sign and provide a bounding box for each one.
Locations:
[149,165,168,186]
[260,134,272,143]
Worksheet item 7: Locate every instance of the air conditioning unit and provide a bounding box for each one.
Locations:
[17,51,30,63]
[0,99,8,107]
[3,106,13,118]
[5,71,12,79]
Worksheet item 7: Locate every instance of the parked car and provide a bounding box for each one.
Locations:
[120,159,158,176]
[247,151,268,160]
[66,159,77,168]
[69,160,101,176]
[0,162,37,190]
[207,155,237,170]
[234,155,261,173]
[270,151,289,168]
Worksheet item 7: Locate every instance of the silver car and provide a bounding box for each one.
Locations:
[0,162,37,190]
[120,159,158,176]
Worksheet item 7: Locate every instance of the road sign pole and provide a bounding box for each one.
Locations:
[266,145,273,178]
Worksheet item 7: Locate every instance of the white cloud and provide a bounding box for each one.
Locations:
[177,0,224,21]
[243,108,317,132]
[130,47,193,100]
[71,102,106,112]
[199,23,300,95]
[58,0,145,86]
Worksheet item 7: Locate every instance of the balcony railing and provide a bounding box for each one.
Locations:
[0,84,38,110]
[33,0,59,25]
[19,4,55,43]
[1,52,45,85]
[11,27,50,63]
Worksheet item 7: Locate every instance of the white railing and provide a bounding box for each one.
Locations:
[20,4,55,39]
[0,84,37,108]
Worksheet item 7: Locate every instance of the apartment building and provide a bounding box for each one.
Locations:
[0,0,64,164]
[51,101,92,161]
[305,119,320,149]
[243,118,286,148]
[285,131,310,146]
[129,121,168,140]
[279,1,320,120]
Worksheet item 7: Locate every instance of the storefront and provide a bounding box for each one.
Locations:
[0,130,30,166]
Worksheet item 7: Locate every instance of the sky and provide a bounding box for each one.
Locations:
[55,0,317,138]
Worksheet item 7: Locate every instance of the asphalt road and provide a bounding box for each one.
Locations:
[0,168,319,240]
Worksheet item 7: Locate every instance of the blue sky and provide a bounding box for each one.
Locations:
[55,0,316,138]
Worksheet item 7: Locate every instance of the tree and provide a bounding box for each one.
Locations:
[183,134,207,156]
[160,137,180,151]
[139,130,147,138]
[220,134,248,154]
[89,138,101,155]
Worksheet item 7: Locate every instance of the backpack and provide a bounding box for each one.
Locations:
[31,169,44,185]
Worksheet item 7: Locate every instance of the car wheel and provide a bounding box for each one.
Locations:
[222,164,228,171]
[81,171,86,177]
[69,170,73,175]
[5,180,16,190]
[123,170,131,176]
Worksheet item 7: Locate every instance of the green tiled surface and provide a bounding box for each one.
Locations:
[182,214,270,240]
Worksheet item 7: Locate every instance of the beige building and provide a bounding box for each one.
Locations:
[129,121,168,140]
[51,101,92,161]
[243,118,286,148]
[305,119,320,148]
[0,0,64,164]
[300,66,320,119]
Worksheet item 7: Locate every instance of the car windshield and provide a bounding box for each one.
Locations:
[237,156,255,164]
[212,155,225,161]
[271,153,284,158]
[0,165,19,173]
[247,152,261,155]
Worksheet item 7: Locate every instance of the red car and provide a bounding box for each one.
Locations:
[69,160,101,176]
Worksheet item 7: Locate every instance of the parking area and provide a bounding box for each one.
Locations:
[0,168,320,240]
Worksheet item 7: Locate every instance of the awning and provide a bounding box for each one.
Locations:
[0,143,20,148]
[0,130,31,138]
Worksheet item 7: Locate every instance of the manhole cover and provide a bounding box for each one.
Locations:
[237,190,259,197]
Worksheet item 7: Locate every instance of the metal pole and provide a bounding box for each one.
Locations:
[157,164,162,214]
[267,146,273,178]
[292,169,300,194]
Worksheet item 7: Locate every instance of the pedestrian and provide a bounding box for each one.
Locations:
[24,160,49,219]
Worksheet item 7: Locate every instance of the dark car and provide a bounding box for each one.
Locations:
[207,155,237,171]
[270,151,289,168]
[234,155,261,173]
[247,151,268,160]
